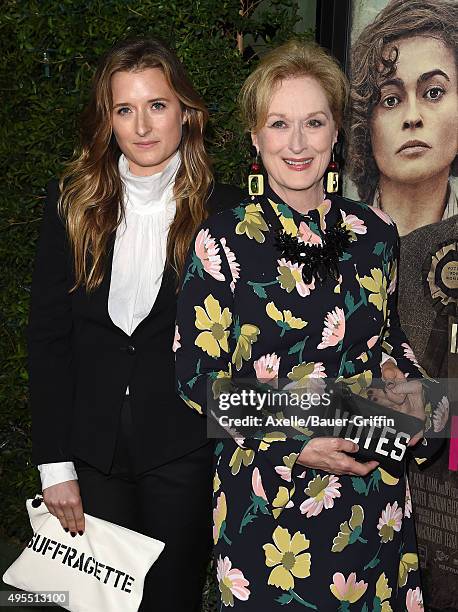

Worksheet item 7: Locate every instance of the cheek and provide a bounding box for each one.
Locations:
[370,114,394,162]
[111,117,129,146]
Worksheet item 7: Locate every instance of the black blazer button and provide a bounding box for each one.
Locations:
[127,345,136,354]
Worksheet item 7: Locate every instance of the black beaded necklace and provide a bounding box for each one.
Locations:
[260,194,352,285]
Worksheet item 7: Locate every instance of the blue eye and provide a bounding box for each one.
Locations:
[151,102,166,110]
[117,107,131,115]
[425,86,444,101]
[381,95,401,109]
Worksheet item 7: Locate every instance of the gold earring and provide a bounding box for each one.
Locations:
[248,151,264,196]
[325,147,339,194]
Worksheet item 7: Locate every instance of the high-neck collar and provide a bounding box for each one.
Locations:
[118,152,180,215]
[263,183,336,232]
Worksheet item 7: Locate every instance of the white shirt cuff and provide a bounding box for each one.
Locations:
[38,462,78,491]
[381,352,397,366]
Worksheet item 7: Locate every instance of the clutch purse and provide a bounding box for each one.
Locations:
[311,383,425,477]
[2,498,165,612]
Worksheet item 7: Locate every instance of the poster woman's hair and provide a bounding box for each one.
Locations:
[348,0,457,203]
[60,37,212,291]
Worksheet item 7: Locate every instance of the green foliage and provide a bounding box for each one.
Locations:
[0,0,311,607]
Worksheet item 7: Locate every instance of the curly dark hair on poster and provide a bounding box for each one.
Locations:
[348,0,458,203]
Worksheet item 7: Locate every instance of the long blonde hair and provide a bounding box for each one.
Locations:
[60,37,212,291]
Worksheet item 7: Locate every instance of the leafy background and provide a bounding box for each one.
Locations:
[0,0,312,608]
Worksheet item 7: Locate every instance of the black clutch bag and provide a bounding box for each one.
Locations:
[316,383,425,478]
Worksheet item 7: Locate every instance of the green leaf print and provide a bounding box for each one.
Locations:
[373,242,385,256]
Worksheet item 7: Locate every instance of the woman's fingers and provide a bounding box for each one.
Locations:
[42,480,84,534]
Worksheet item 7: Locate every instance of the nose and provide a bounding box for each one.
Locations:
[402,99,423,130]
[135,109,152,137]
[289,123,308,154]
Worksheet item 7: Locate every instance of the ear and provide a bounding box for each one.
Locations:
[251,131,258,151]
[332,128,338,147]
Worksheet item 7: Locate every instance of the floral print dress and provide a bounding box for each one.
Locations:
[175,187,445,611]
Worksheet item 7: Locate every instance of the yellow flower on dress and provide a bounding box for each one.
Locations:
[232,323,260,371]
[336,370,373,396]
[194,294,232,357]
[258,431,287,452]
[268,200,298,236]
[235,203,269,243]
[213,491,227,545]
[398,553,418,588]
[211,364,233,399]
[213,470,221,493]
[229,446,255,475]
[330,572,368,603]
[266,302,307,336]
[378,468,399,486]
[271,484,295,519]
[376,573,393,611]
[182,397,203,414]
[263,526,311,591]
[359,267,388,313]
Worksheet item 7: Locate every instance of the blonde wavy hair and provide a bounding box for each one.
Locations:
[239,39,348,132]
[60,37,212,291]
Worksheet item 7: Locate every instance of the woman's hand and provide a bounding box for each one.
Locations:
[43,480,85,535]
[373,360,426,446]
[297,438,379,476]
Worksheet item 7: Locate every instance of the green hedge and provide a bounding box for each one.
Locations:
[0,0,311,607]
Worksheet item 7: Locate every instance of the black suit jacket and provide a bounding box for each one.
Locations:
[28,179,244,473]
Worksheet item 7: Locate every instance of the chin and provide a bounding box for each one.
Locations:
[390,165,447,186]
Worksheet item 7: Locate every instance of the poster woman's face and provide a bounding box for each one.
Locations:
[370,36,457,186]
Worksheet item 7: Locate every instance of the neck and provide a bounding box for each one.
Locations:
[268,178,324,213]
[378,171,449,236]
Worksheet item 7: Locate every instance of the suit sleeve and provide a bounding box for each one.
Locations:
[381,228,446,464]
[28,181,75,464]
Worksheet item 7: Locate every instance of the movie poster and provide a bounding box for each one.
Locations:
[344,1,458,608]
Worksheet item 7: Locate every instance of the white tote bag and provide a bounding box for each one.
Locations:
[3,498,165,612]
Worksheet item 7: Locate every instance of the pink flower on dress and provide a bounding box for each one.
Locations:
[330,572,368,603]
[216,555,251,606]
[254,353,281,383]
[367,335,379,349]
[378,501,403,537]
[406,587,424,611]
[277,258,316,297]
[405,479,412,519]
[317,307,346,349]
[370,206,394,225]
[194,228,225,281]
[388,266,397,295]
[172,324,181,352]
[298,221,323,246]
[300,474,342,517]
[433,396,449,432]
[340,210,367,236]
[220,237,240,293]
[402,342,419,367]
[252,467,268,501]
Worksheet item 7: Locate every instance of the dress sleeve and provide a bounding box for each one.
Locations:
[28,181,75,464]
[175,224,309,502]
[381,228,446,464]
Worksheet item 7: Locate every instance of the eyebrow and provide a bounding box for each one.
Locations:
[266,110,329,119]
[112,98,169,108]
[379,69,450,90]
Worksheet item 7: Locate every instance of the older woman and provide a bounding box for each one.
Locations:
[175,40,438,609]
